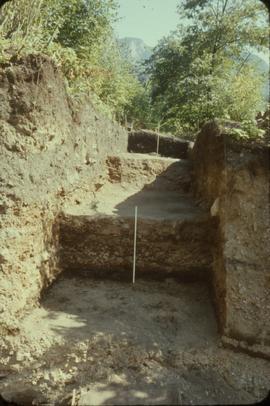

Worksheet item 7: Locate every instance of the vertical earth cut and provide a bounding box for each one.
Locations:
[192,121,270,358]
[0,54,128,333]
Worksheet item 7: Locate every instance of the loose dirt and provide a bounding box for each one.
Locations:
[64,182,203,220]
[64,154,201,221]
[1,275,269,405]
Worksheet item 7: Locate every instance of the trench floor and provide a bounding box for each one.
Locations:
[1,275,270,405]
[64,154,203,221]
[64,182,204,221]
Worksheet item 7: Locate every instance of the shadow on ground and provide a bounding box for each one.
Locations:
[1,275,269,405]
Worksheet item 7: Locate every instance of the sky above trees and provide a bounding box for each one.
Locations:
[114,0,269,63]
[114,0,181,46]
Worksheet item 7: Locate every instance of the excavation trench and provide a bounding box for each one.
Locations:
[59,153,216,281]
[1,154,270,405]
[1,55,269,405]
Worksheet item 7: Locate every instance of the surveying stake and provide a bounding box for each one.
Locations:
[132,206,138,284]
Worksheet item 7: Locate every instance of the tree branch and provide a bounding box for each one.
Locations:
[235,51,252,76]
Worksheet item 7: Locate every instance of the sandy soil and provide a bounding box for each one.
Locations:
[64,155,202,221]
[1,274,269,405]
[64,183,204,221]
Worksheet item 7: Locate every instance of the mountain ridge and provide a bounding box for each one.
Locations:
[118,37,152,63]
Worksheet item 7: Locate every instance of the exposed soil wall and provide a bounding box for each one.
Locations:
[58,152,217,281]
[0,54,128,333]
[59,214,215,280]
[192,121,270,358]
[106,154,192,192]
[128,129,191,159]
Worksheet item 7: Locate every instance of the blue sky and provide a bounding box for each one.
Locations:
[114,0,181,47]
[114,0,269,63]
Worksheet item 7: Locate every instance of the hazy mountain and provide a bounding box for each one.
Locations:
[118,37,152,63]
[117,37,153,83]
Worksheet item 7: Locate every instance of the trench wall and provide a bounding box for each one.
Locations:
[128,129,191,159]
[0,55,128,333]
[192,121,270,358]
[59,213,215,280]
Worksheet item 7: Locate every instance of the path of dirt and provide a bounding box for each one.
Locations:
[64,182,203,220]
[64,154,202,221]
[1,275,270,405]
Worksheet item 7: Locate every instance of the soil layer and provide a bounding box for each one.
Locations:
[1,275,269,405]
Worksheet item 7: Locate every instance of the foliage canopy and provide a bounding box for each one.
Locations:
[0,0,142,121]
[144,0,269,136]
[0,0,268,137]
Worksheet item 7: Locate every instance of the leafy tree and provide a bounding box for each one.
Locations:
[0,0,144,122]
[125,85,153,129]
[145,0,269,136]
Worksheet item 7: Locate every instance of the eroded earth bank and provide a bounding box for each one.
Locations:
[0,55,269,405]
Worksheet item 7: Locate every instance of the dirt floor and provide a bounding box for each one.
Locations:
[64,155,202,221]
[64,182,203,221]
[1,274,270,405]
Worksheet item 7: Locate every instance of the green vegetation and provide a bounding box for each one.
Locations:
[144,0,269,137]
[0,0,268,138]
[0,0,142,121]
